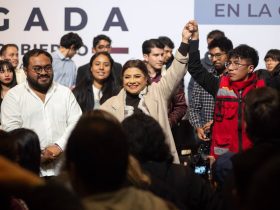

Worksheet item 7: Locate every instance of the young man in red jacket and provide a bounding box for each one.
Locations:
[186,20,266,158]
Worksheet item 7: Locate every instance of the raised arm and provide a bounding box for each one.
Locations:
[187,21,219,96]
[155,21,194,101]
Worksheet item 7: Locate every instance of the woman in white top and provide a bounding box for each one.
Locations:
[73,52,120,112]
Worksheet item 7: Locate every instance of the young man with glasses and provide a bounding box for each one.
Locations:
[1,49,82,178]
[52,32,83,89]
[186,20,266,158]
[188,37,233,146]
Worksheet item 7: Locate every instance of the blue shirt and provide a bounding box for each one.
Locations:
[52,50,77,88]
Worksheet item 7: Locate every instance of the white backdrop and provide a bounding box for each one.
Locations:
[1,0,280,69]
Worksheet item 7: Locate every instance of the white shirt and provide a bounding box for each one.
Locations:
[92,85,102,109]
[15,68,26,84]
[1,81,82,176]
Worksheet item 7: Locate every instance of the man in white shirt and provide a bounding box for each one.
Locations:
[1,49,82,177]
[0,44,26,84]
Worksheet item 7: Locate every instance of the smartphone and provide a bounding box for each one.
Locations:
[194,158,210,179]
[194,165,207,175]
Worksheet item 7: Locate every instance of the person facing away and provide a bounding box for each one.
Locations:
[52,32,83,88]
[122,113,214,210]
[1,49,82,177]
[188,36,233,142]
[186,20,266,158]
[9,128,41,175]
[73,52,120,112]
[227,87,280,210]
[76,34,122,88]
[64,110,178,210]
[0,44,26,84]
[100,21,191,164]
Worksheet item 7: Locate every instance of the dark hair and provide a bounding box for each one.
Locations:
[158,36,175,49]
[121,59,151,86]
[60,32,83,50]
[0,44,18,56]
[73,52,117,112]
[244,87,280,143]
[207,30,225,40]
[93,34,112,48]
[0,60,17,106]
[0,60,17,85]
[208,36,233,53]
[228,44,259,68]
[9,128,41,175]
[264,49,280,62]
[122,113,173,163]
[0,130,17,162]
[22,49,52,69]
[247,156,280,210]
[65,110,128,194]
[142,39,164,55]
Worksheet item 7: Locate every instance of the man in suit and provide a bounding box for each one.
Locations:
[76,34,122,89]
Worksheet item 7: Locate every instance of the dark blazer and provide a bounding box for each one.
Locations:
[76,61,122,88]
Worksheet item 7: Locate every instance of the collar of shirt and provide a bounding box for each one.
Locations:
[150,71,162,83]
[24,81,57,102]
[56,50,71,61]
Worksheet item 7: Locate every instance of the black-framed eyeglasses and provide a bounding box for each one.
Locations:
[225,61,251,69]
[207,52,226,59]
[30,65,53,74]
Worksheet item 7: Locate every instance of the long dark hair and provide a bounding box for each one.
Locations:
[0,60,17,106]
[73,52,118,112]
[9,128,41,175]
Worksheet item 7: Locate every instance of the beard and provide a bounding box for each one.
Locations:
[27,74,53,94]
[214,63,226,75]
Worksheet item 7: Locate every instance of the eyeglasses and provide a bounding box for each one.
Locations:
[208,52,226,59]
[30,65,53,74]
[225,61,251,69]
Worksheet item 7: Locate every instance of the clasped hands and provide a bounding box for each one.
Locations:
[41,144,62,164]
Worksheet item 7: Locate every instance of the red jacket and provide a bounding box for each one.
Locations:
[210,75,265,157]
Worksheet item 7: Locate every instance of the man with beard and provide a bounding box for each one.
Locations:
[1,49,82,177]
[188,36,233,142]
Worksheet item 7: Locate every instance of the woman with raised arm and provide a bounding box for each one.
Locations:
[100,22,193,163]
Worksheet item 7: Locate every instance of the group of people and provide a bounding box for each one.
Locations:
[0,19,280,210]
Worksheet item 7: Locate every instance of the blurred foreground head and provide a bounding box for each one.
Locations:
[65,110,128,196]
